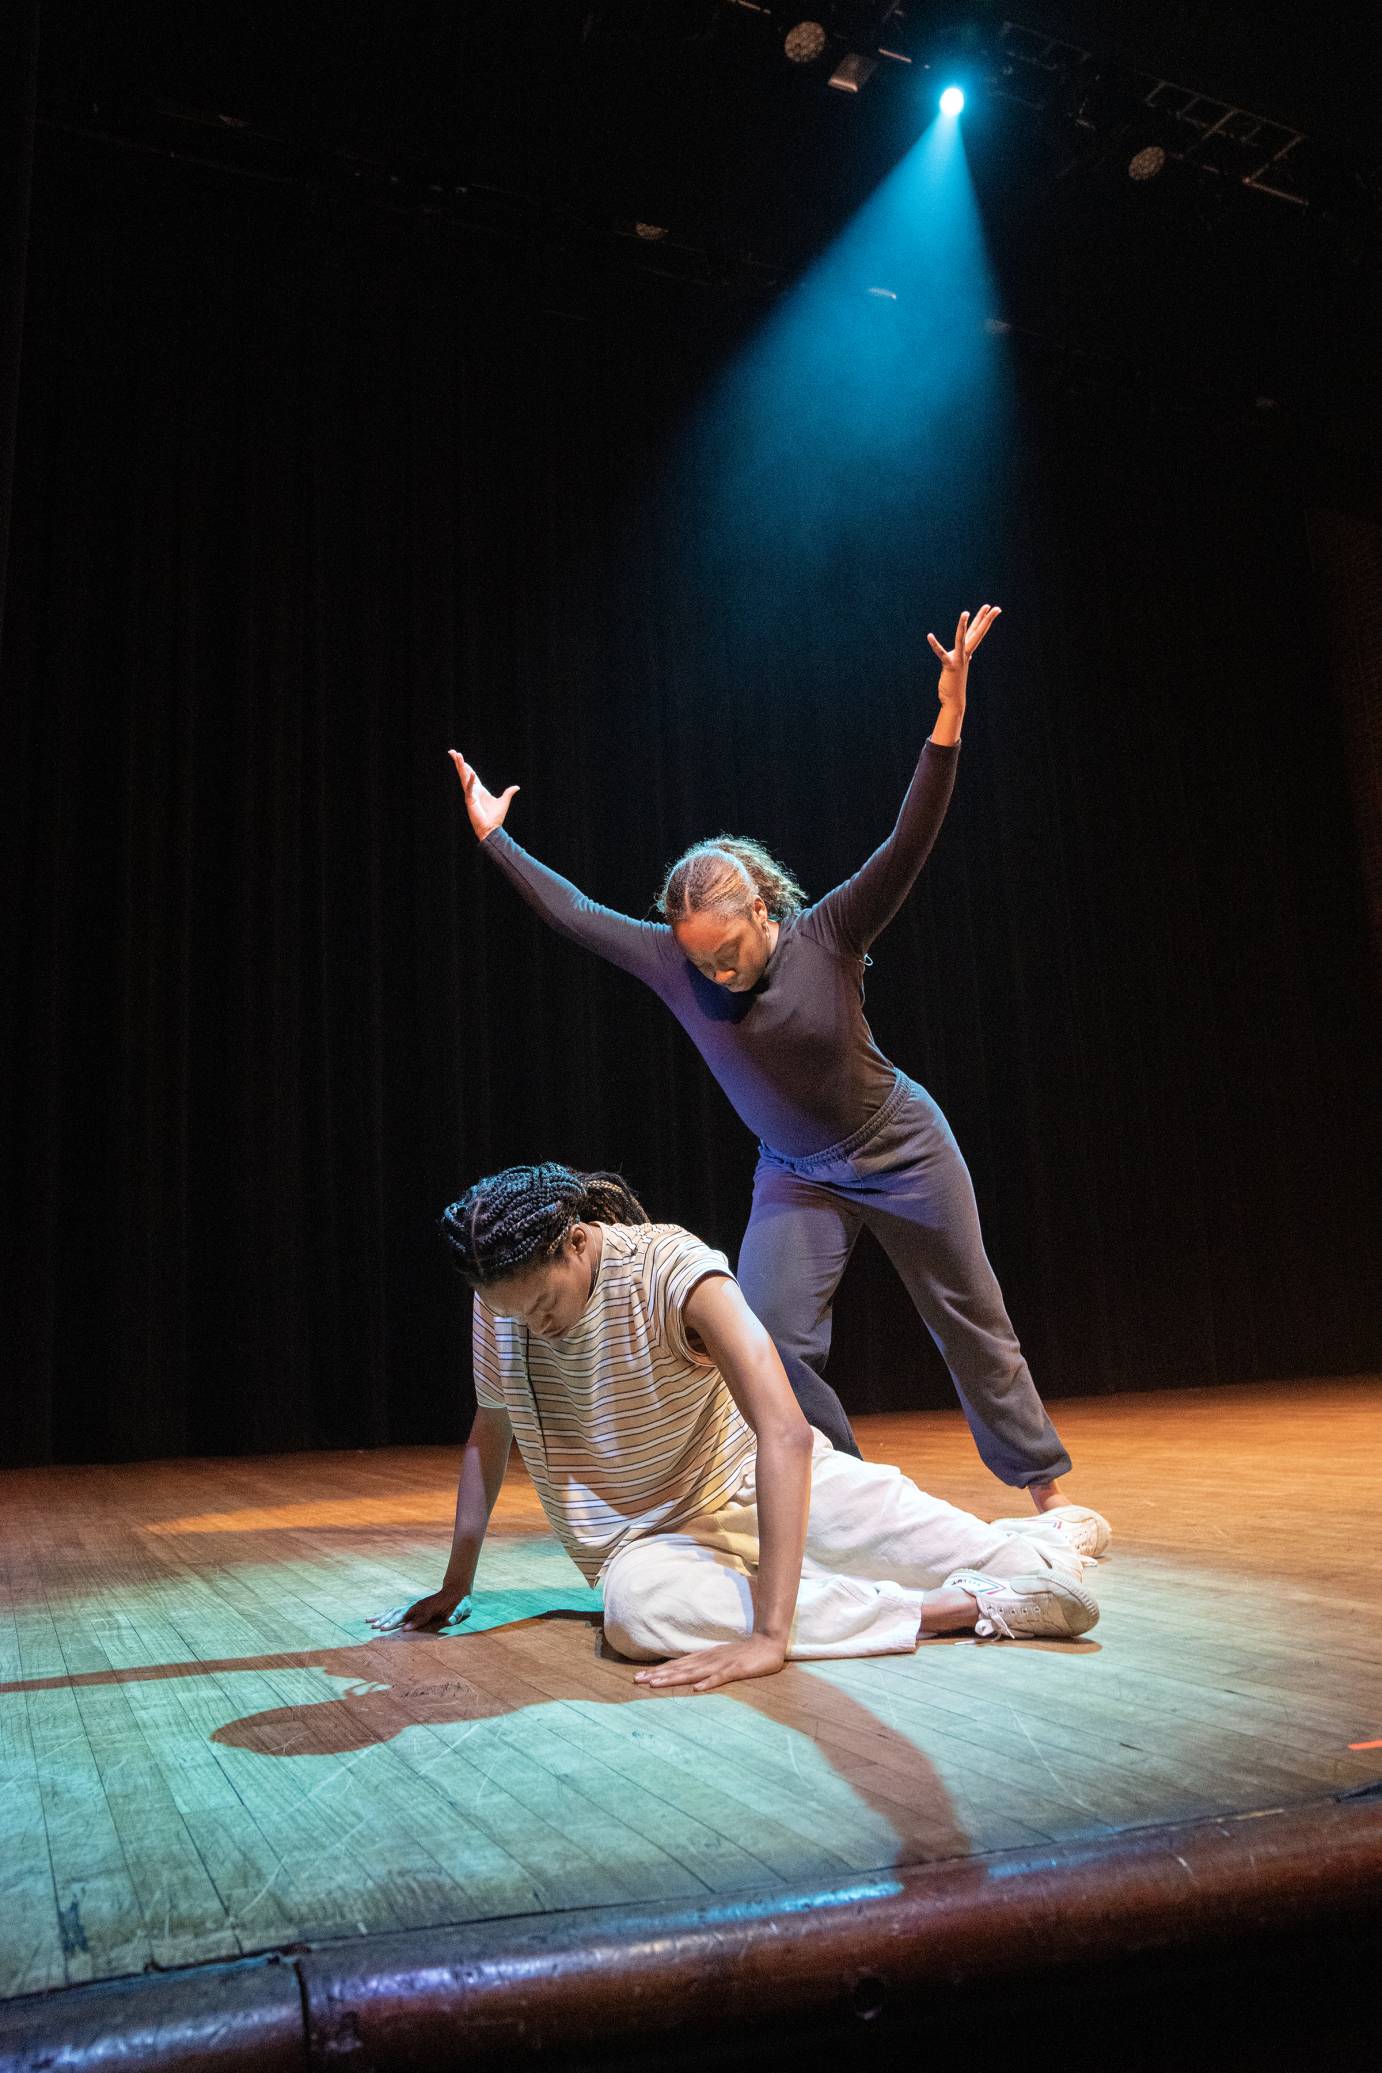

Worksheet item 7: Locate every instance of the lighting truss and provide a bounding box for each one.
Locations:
[1141,81,1306,205]
[996,22,1309,208]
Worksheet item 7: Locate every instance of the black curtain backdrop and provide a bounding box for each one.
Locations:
[2,134,1379,1467]
[0,0,38,649]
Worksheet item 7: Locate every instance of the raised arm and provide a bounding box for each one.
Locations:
[633,1275,814,1694]
[806,604,999,958]
[449,750,670,983]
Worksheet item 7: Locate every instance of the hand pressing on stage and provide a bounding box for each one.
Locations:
[448,750,519,841]
[368,1589,472,1635]
[926,604,1001,747]
[633,1632,787,1695]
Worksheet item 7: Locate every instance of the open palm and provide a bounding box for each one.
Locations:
[926,604,1001,705]
[448,750,519,840]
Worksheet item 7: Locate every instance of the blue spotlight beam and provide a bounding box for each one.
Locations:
[653,101,1017,690]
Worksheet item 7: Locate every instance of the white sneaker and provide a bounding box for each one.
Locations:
[988,1504,1112,1561]
[944,1567,1100,1641]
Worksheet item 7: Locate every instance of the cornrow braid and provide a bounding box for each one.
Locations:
[439,1162,649,1288]
[657,834,807,926]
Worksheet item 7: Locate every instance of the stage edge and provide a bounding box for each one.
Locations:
[1,1792,1379,2071]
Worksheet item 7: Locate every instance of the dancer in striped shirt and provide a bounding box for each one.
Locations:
[370,1164,1099,1694]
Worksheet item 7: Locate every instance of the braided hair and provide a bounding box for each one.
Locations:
[657,835,807,927]
[440,1162,649,1289]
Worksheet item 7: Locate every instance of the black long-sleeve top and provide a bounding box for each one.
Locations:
[480,739,960,1159]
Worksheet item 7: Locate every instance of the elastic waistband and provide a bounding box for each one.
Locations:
[760,1070,909,1175]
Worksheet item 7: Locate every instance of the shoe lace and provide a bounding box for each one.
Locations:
[972,1591,1015,1641]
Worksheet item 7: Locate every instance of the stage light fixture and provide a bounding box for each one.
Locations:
[940,85,965,117]
[784,20,827,64]
[828,52,876,93]
[1127,144,1167,182]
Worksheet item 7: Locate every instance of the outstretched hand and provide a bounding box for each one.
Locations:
[368,1589,471,1635]
[926,604,1001,708]
[632,1632,787,1695]
[448,750,519,840]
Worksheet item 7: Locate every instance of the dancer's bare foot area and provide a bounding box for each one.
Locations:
[917,1585,979,1636]
[1029,1479,1064,1514]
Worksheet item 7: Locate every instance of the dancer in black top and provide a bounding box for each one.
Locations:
[451,607,1107,1540]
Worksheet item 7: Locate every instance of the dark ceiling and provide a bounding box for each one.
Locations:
[30,3,1382,449]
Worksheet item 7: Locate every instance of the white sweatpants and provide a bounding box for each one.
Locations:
[601,1432,1084,1663]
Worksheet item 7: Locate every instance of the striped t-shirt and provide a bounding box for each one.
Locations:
[472,1222,757,1585]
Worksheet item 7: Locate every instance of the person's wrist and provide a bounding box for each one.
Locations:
[930,699,964,746]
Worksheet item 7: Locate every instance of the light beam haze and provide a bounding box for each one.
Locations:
[645,106,1017,722]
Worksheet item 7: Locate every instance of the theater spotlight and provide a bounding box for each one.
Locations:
[1128,144,1168,181]
[784,20,828,64]
[940,84,965,117]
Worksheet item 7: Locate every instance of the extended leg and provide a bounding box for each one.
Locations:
[859,1099,1072,1491]
[737,1161,864,1459]
[798,1440,1085,1587]
[601,1443,1096,1666]
[600,1531,924,1663]
[799,1444,1098,1647]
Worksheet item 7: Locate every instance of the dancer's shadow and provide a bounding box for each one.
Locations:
[0,1590,1101,1866]
[0,1599,599,1756]
[245,1625,977,1862]
[211,1615,603,1756]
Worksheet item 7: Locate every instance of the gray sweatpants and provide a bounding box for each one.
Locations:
[739,1073,1072,1489]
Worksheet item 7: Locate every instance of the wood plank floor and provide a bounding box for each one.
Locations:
[3,1380,1380,2000]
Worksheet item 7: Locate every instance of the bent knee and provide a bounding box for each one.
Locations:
[601,1539,756,1661]
[600,1602,664,1663]
[600,1544,693,1661]
[600,1568,667,1662]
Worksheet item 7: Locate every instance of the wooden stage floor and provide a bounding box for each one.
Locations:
[3,1380,1380,2008]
